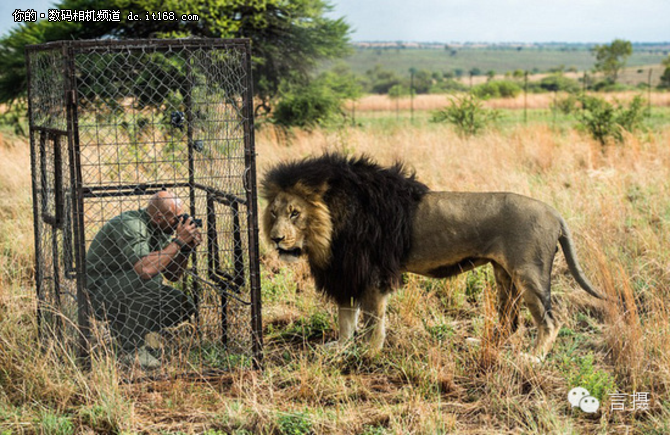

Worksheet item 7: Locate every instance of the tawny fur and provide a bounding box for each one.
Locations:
[262,153,603,358]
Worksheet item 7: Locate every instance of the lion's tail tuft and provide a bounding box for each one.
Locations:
[558,218,607,301]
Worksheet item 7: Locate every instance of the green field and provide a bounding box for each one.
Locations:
[323,43,670,85]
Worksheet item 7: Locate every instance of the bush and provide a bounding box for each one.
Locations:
[658,66,670,89]
[552,94,580,115]
[472,80,522,99]
[590,80,632,92]
[539,74,581,93]
[431,93,501,136]
[271,81,344,130]
[429,79,468,93]
[576,94,647,145]
[365,65,403,94]
[277,412,313,435]
[562,354,616,402]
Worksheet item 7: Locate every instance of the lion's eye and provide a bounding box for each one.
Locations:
[290,210,300,219]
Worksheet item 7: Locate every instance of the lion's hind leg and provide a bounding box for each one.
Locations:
[515,268,561,361]
[493,263,521,344]
[360,288,389,354]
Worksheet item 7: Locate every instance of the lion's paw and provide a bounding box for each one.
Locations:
[519,352,543,365]
[323,340,341,349]
[465,337,482,347]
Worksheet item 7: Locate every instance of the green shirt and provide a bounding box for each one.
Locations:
[86,208,172,280]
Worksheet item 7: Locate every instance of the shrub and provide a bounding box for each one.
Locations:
[539,74,581,93]
[365,64,403,94]
[552,94,580,115]
[271,81,343,130]
[659,67,670,89]
[277,411,313,435]
[431,93,501,137]
[576,94,647,145]
[39,412,74,435]
[659,55,670,89]
[0,100,27,136]
[472,80,522,99]
[562,354,617,402]
[590,80,632,92]
[429,79,468,93]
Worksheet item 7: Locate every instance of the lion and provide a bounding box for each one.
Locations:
[261,153,604,360]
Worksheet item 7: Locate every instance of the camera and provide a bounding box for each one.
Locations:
[178,213,203,228]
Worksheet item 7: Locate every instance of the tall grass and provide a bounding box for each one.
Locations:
[349,91,670,112]
[1,108,670,433]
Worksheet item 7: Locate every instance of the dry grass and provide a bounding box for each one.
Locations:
[351,91,670,112]
[1,115,670,434]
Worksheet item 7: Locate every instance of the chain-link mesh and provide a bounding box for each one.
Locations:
[27,39,262,377]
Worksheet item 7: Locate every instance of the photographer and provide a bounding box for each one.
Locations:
[86,190,202,368]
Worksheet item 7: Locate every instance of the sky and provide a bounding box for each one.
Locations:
[1,0,669,43]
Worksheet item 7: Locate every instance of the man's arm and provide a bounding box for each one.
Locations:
[133,241,184,280]
[133,218,201,280]
[163,244,191,282]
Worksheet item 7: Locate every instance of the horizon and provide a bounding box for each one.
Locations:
[1,1,669,45]
[347,40,670,46]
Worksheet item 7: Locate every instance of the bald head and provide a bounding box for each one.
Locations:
[147,190,183,232]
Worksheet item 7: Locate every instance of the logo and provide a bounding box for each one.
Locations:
[568,387,600,413]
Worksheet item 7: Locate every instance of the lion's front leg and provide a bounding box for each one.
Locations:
[360,288,388,353]
[338,302,360,346]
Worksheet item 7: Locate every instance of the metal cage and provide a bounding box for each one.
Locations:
[26,39,263,374]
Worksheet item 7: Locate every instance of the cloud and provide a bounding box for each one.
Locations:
[329,0,670,42]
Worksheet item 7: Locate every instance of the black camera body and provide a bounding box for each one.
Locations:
[178,213,203,228]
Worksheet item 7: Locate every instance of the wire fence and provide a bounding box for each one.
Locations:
[27,39,263,378]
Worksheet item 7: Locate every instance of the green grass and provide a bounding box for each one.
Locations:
[324,45,668,82]
[350,105,670,134]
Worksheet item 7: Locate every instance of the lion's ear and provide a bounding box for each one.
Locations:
[293,181,329,204]
[260,181,280,202]
[312,182,329,198]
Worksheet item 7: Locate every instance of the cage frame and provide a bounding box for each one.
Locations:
[26,38,263,371]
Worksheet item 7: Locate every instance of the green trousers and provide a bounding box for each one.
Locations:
[88,270,195,352]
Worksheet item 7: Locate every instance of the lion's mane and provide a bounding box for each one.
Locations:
[262,153,429,305]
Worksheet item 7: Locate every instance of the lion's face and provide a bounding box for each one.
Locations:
[262,188,333,268]
[264,192,310,263]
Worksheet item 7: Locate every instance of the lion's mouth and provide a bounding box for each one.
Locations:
[277,247,302,258]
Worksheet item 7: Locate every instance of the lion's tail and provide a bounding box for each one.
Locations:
[558,218,606,300]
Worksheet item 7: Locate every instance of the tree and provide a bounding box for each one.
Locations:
[271,64,362,129]
[270,79,342,130]
[0,0,351,113]
[318,63,363,124]
[365,65,402,94]
[412,69,433,94]
[319,64,363,102]
[659,55,670,89]
[591,39,633,84]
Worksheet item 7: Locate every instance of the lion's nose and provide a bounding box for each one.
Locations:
[271,236,285,245]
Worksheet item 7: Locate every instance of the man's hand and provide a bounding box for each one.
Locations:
[175,216,202,248]
[134,216,202,280]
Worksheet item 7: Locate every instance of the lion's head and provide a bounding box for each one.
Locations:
[262,182,333,268]
[261,153,428,305]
